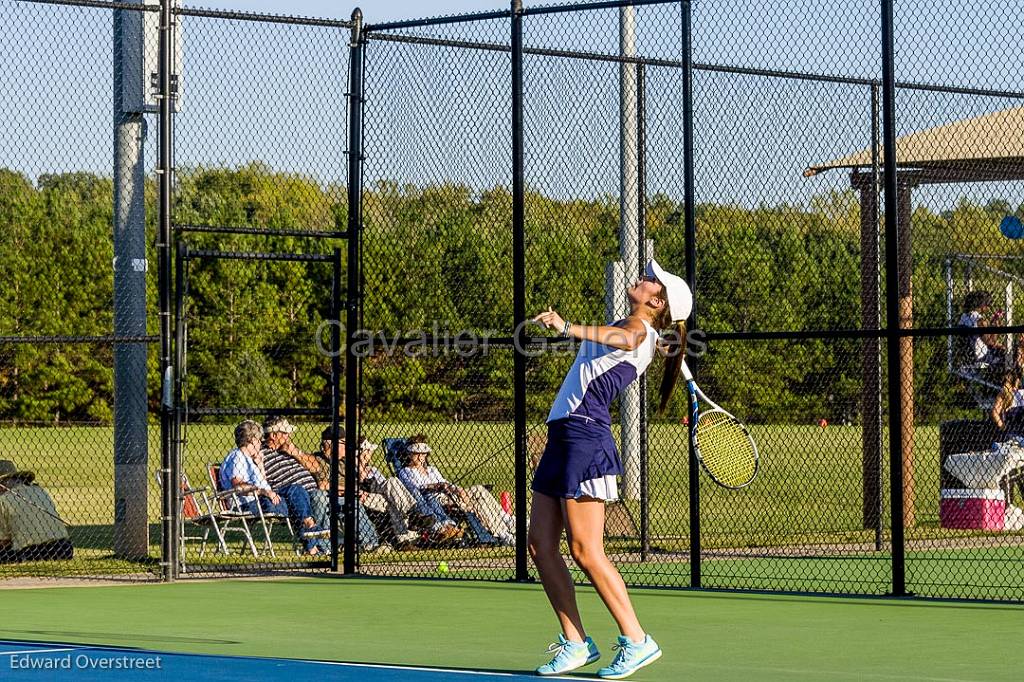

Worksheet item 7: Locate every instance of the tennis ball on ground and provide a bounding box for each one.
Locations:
[437,561,449,575]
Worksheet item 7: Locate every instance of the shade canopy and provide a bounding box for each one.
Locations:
[804,106,1024,184]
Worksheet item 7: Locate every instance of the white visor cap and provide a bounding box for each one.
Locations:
[645,258,692,322]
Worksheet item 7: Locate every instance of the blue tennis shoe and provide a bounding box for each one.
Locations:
[535,634,600,675]
[596,634,662,679]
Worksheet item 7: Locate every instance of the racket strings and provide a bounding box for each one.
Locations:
[695,411,757,488]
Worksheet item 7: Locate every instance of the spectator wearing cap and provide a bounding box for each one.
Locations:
[322,430,424,549]
[398,434,513,546]
[262,417,379,552]
[0,459,73,563]
[220,419,327,556]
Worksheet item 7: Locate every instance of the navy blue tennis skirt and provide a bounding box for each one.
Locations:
[531,417,623,499]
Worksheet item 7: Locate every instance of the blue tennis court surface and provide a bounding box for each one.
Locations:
[0,640,564,681]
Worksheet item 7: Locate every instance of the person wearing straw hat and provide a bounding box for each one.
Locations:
[527,258,691,679]
[345,434,423,550]
[0,460,73,563]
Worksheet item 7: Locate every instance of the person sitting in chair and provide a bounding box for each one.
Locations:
[318,429,426,550]
[989,368,1024,505]
[959,290,1006,369]
[220,420,327,556]
[398,434,512,546]
[260,417,378,552]
[0,460,73,563]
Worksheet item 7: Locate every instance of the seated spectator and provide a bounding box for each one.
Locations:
[398,434,513,546]
[220,419,327,556]
[990,369,1024,504]
[959,291,1006,369]
[262,417,380,552]
[0,460,73,563]
[992,367,1024,435]
[350,436,450,548]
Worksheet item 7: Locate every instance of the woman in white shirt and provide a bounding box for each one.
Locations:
[398,435,513,546]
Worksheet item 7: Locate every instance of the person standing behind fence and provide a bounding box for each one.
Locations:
[0,459,73,563]
[526,258,690,679]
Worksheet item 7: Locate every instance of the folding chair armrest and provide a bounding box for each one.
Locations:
[213,489,243,501]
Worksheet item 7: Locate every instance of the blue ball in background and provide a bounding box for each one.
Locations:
[1000,215,1024,239]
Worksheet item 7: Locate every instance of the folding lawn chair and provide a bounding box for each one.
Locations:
[155,470,259,569]
[382,437,409,477]
[207,462,294,558]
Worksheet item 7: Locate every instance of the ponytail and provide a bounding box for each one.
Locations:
[657,319,687,414]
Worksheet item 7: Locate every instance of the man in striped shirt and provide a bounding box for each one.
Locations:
[262,416,380,551]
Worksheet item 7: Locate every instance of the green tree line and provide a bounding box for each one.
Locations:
[1,163,1021,425]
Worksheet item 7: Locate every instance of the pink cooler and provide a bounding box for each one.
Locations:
[939,489,1005,530]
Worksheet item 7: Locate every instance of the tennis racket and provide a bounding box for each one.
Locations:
[681,360,759,489]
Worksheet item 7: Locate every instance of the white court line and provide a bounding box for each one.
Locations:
[2,647,82,656]
[305,660,576,680]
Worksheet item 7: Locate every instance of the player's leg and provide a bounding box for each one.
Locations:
[528,491,583,639]
[528,491,600,674]
[563,496,660,679]
[561,496,643,640]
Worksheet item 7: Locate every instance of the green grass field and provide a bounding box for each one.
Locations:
[3,578,1023,681]
[3,422,1023,600]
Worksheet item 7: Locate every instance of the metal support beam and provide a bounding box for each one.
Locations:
[343,8,365,576]
[511,0,530,583]
[881,0,907,596]
[113,1,150,561]
[680,0,701,588]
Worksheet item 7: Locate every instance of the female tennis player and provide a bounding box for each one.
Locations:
[529,258,691,679]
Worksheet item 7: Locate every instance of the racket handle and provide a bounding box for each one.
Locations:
[680,360,694,382]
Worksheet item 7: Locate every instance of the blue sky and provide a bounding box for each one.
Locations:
[1,0,1020,213]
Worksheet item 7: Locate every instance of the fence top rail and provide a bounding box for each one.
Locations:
[175,225,348,239]
[521,0,680,17]
[364,30,1024,100]
[176,4,353,28]
[0,335,159,344]
[13,0,157,12]
[185,249,336,263]
[187,407,333,417]
[366,8,512,33]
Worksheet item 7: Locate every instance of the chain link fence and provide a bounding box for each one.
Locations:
[3,0,1023,601]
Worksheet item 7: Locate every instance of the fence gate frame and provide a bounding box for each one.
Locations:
[168,242,349,577]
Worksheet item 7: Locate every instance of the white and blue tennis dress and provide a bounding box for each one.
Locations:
[532,319,660,502]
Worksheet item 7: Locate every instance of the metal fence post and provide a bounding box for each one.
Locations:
[511,0,530,583]
[158,0,176,581]
[113,0,150,562]
[880,0,906,597]
[331,247,343,573]
[637,62,650,561]
[343,8,365,576]
[681,0,701,589]
[169,240,186,579]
